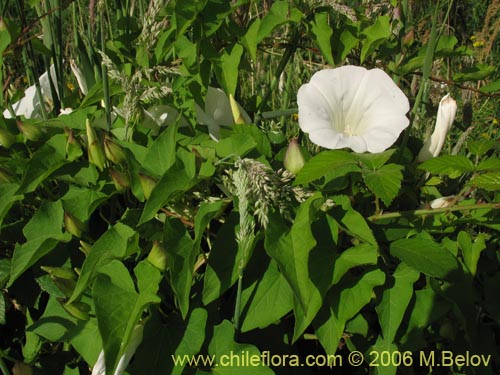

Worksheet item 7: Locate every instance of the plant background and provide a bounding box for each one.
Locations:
[0,0,499,374]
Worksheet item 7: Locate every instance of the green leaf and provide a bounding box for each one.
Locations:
[453,64,495,82]
[214,43,243,96]
[310,12,334,66]
[314,269,385,355]
[174,35,198,74]
[370,337,398,375]
[458,232,486,277]
[9,200,72,286]
[469,172,500,191]
[265,194,336,341]
[138,164,197,225]
[93,260,161,375]
[208,320,274,375]
[132,308,207,375]
[419,155,474,178]
[390,237,460,280]
[376,263,420,343]
[0,183,23,229]
[28,295,79,341]
[174,0,208,36]
[257,0,289,43]
[69,223,138,303]
[479,79,500,93]
[0,293,5,325]
[330,195,377,246]
[62,186,108,223]
[360,15,391,63]
[143,123,179,176]
[476,158,500,172]
[18,134,68,193]
[363,164,403,206]
[215,133,257,158]
[294,150,359,185]
[240,258,293,332]
[194,201,223,250]
[164,218,196,319]
[241,18,260,60]
[356,149,395,170]
[468,139,497,155]
[70,318,102,365]
[202,214,242,305]
[229,124,272,157]
[331,243,379,285]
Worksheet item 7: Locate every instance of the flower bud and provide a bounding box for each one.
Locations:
[0,127,16,148]
[402,28,414,48]
[109,167,131,192]
[229,94,246,124]
[104,134,127,164]
[52,277,78,298]
[65,128,83,161]
[61,300,90,320]
[86,119,106,171]
[16,120,43,141]
[429,196,455,209]
[139,173,157,200]
[417,94,457,162]
[41,266,77,280]
[147,241,168,272]
[0,18,7,32]
[79,241,92,256]
[64,212,87,238]
[284,138,305,175]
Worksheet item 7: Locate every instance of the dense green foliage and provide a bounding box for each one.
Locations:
[0,0,499,374]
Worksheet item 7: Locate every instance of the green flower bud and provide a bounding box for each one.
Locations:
[65,127,83,161]
[61,300,90,320]
[52,277,77,298]
[104,134,127,164]
[86,119,106,171]
[229,94,246,124]
[109,167,131,193]
[16,120,43,141]
[284,138,305,175]
[0,127,16,148]
[64,212,87,238]
[147,241,168,272]
[40,266,77,280]
[79,241,92,256]
[139,173,157,200]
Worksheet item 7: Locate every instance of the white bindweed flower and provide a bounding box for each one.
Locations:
[92,323,144,375]
[4,65,58,119]
[429,195,455,209]
[195,87,251,140]
[297,66,410,153]
[417,94,457,162]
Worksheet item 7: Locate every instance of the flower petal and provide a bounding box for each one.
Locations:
[297,66,410,153]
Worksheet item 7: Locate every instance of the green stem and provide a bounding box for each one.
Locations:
[100,6,112,131]
[256,28,299,119]
[368,202,499,222]
[0,357,10,375]
[399,0,440,156]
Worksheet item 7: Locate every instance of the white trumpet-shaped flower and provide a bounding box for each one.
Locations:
[429,195,455,209]
[4,65,58,119]
[417,94,457,162]
[195,87,251,140]
[91,323,144,375]
[297,66,410,153]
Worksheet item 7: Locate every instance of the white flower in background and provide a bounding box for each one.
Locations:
[92,323,144,375]
[142,87,250,140]
[417,94,457,162]
[297,66,410,153]
[70,59,89,95]
[195,86,251,140]
[3,65,58,119]
[429,195,455,209]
